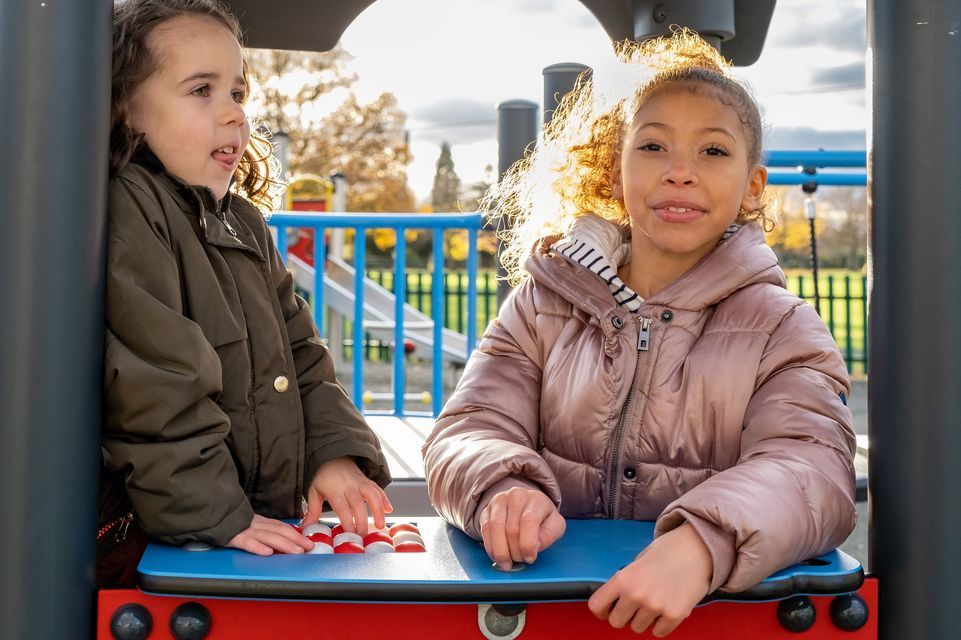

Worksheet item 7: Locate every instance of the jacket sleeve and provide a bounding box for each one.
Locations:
[103,177,254,545]
[655,301,857,593]
[262,227,390,491]
[422,279,561,539]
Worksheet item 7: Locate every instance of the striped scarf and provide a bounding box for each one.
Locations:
[551,215,741,314]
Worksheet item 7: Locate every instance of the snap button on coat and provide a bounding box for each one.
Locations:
[623,468,637,479]
[611,315,624,329]
[660,310,674,323]
[273,376,290,393]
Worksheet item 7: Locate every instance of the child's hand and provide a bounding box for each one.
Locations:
[478,487,566,570]
[302,456,393,537]
[227,514,314,555]
[587,523,713,637]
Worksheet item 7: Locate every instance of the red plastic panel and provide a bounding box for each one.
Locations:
[98,577,877,639]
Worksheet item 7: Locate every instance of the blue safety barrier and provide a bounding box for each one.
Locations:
[763,149,867,187]
[268,212,484,417]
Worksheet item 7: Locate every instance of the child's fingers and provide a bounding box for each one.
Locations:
[482,500,513,570]
[587,579,618,620]
[360,484,388,530]
[626,607,657,634]
[478,507,495,560]
[539,509,567,551]
[227,533,273,556]
[517,507,546,564]
[650,613,685,638]
[346,491,370,537]
[301,489,325,527]
[381,489,394,514]
[250,519,310,554]
[503,497,526,564]
[325,493,356,534]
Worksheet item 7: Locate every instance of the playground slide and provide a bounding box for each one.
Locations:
[286,254,469,364]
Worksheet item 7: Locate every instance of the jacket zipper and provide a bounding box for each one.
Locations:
[97,511,134,543]
[219,210,238,236]
[607,316,652,518]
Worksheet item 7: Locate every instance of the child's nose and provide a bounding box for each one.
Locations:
[662,153,697,185]
[222,99,246,127]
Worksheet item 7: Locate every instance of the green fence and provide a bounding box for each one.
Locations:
[354,269,867,375]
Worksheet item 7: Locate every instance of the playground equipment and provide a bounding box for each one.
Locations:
[286,253,469,365]
[5,1,961,638]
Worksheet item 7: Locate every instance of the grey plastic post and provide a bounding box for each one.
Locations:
[630,0,735,45]
[0,1,111,637]
[868,1,961,638]
[273,130,290,180]
[494,100,537,309]
[543,63,591,125]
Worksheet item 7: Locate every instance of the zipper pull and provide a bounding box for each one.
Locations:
[637,317,652,351]
[219,213,238,236]
[115,512,133,542]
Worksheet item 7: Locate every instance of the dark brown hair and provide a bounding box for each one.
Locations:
[111,0,280,209]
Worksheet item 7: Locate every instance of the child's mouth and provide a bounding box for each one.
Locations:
[655,205,705,223]
[212,146,238,170]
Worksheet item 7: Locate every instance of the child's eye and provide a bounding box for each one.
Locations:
[637,142,664,152]
[191,84,211,98]
[704,144,730,156]
[231,89,246,103]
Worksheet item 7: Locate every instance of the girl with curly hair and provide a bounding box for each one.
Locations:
[424,30,855,636]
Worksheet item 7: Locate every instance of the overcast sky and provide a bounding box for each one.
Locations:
[337,0,867,205]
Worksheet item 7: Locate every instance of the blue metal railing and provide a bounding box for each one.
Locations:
[764,149,867,186]
[268,212,484,417]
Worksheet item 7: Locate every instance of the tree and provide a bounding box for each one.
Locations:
[766,186,866,270]
[298,92,415,214]
[766,187,825,268]
[245,47,414,214]
[457,164,498,267]
[430,142,461,213]
[818,188,868,270]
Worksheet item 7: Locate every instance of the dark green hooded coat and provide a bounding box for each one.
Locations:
[102,155,390,546]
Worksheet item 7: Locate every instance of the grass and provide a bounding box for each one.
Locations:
[358,267,867,374]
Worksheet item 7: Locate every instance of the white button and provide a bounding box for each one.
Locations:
[273,375,289,393]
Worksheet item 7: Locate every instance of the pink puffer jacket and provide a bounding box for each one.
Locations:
[423,222,856,593]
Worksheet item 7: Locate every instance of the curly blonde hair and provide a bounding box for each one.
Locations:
[486,29,774,285]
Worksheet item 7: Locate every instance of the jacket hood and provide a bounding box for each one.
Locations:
[526,217,785,318]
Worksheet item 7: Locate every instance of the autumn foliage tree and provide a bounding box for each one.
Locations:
[766,186,866,270]
[245,46,415,214]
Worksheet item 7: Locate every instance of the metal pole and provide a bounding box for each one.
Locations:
[869,1,961,638]
[328,171,347,374]
[542,62,590,125]
[804,194,821,316]
[0,1,111,637]
[494,100,537,309]
[273,130,290,180]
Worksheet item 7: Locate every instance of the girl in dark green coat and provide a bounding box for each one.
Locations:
[99,0,391,584]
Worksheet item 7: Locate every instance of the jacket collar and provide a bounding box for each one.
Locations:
[526,219,785,318]
[129,146,264,261]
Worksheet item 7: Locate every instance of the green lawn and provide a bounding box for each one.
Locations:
[783,269,867,375]
[359,268,867,375]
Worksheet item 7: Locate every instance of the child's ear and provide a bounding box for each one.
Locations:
[740,164,768,211]
[611,154,623,200]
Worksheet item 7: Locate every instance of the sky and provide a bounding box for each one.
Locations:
[336,0,867,204]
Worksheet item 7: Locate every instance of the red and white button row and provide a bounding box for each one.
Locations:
[295,522,426,554]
